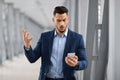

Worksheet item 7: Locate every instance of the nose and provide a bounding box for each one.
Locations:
[60,21,64,26]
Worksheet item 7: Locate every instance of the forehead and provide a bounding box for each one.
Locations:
[54,13,68,19]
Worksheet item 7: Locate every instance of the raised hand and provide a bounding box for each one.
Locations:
[22,29,32,48]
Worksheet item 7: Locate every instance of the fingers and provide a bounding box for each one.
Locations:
[68,55,78,61]
[22,29,27,40]
[67,56,77,63]
[65,55,78,67]
[29,37,32,41]
[65,57,77,67]
[22,29,28,39]
[25,32,29,40]
[66,57,75,65]
[22,29,32,48]
[74,55,78,60]
[22,29,32,41]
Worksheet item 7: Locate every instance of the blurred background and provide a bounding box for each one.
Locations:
[0,0,119,80]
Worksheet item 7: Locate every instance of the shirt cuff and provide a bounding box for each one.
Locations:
[24,46,31,51]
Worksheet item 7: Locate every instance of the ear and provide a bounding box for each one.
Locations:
[52,17,55,23]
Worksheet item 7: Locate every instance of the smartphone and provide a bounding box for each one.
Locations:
[67,53,75,57]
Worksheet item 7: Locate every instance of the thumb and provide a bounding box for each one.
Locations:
[29,37,32,42]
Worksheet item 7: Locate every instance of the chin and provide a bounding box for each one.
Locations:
[59,30,65,33]
[60,29,65,31]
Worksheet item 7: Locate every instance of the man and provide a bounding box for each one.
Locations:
[22,6,88,80]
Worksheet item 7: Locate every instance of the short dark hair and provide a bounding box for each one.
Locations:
[53,6,68,15]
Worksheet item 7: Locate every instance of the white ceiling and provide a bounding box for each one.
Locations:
[5,0,66,27]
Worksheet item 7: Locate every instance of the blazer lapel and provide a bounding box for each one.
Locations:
[48,30,55,57]
[63,29,72,58]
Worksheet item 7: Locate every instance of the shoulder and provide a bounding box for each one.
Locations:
[69,29,83,39]
[41,30,54,37]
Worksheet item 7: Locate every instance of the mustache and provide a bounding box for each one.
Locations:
[60,25,64,27]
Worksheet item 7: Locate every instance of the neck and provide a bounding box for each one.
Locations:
[56,29,66,36]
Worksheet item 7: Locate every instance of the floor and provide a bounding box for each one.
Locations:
[0,54,40,80]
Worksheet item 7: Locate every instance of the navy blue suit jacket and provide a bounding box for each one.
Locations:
[24,29,88,80]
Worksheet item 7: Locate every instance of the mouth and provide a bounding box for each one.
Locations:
[60,26,64,29]
[60,27,64,29]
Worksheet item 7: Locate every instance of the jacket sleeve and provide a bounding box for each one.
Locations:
[24,34,43,63]
[75,35,88,70]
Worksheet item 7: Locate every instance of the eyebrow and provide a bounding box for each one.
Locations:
[57,18,66,21]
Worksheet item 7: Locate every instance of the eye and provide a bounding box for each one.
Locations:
[57,19,61,22]
[63,19,66,22]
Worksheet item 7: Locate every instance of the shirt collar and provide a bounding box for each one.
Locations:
[54,28,68,37]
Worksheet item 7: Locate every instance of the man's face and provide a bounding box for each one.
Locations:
[52,13,69,34]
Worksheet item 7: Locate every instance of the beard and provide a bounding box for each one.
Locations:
[59,30,65,33]
[57,25,66,34]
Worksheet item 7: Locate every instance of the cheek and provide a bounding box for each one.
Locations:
[54,21,59,25]
[65,22,68,26]
[56,23,60,26]
[64,20,68,24]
